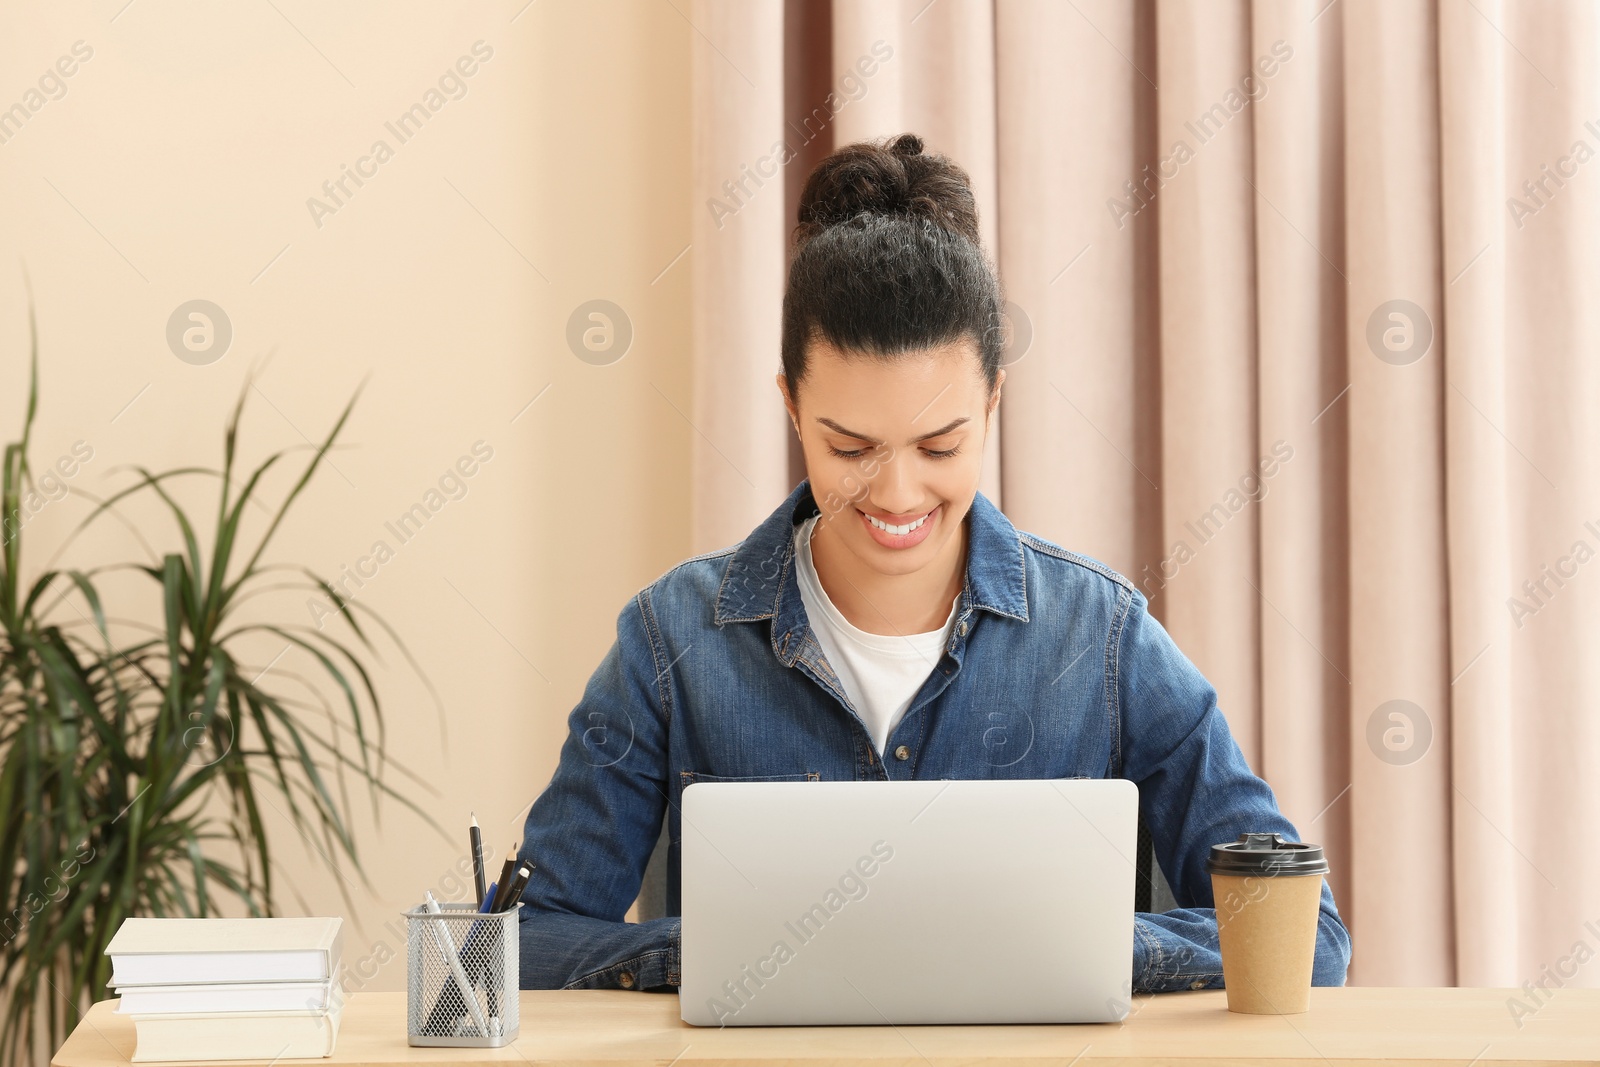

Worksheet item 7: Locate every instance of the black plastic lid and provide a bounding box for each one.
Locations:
[1205,832,1329,877]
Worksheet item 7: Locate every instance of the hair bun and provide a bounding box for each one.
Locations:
[888,132,924,157]
[795,132,980,246]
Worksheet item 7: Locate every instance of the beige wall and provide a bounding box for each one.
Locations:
[0,1,691,991]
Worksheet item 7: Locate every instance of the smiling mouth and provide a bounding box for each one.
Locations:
[861,510,933,536]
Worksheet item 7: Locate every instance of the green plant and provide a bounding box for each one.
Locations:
[0,307,437,1064]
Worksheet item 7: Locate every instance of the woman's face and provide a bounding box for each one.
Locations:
[778,337,1003,578]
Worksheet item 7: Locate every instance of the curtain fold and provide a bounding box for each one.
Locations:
[1250,0,1352,951]
[995,0,1164,612]
[690,0,792,553]
[1342,0,1455,986]
[687,0,1599,989]
[1439,0,1516,983]
[1438,0,1600,987]
[1154,0,1265,770]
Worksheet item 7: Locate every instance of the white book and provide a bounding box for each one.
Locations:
[106,917,342,986]
[127,1001,342,1062]
[114,979,333,1014]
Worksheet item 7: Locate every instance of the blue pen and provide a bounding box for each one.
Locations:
[471,879,506,1020]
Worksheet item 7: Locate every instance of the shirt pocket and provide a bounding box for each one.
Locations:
[678,771,821,787]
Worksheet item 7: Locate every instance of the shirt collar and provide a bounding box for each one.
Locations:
[713,478,1030,633]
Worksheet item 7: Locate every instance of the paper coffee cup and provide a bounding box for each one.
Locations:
[1206,832,1329,1015]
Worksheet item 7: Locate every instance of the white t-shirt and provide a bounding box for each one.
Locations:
[792,514,960,757]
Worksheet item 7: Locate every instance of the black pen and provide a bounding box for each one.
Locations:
[485,861,529,1022]
[490,845,519,912]
[496,864,531,913]
[469,813,486,907]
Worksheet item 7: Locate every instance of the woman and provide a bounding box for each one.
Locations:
[514,133,1352,994]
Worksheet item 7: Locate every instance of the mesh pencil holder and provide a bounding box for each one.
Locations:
[405,901,520,1047]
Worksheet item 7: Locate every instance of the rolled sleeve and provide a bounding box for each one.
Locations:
[515,591,678,990]
[1115,587,1352,992]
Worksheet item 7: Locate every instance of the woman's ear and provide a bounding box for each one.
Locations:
[775,372,801,437]
[987,368,1006,419]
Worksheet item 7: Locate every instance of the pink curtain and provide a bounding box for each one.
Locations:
[688,0,1600,989]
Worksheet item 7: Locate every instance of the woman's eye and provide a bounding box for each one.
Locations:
[828,444,962,459]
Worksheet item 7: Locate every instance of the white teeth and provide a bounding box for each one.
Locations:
[865,510,930,536]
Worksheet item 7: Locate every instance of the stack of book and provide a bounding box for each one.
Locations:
[105,917,344,1062]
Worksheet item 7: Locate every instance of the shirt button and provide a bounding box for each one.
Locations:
[894,745,910,761]
[956,621,968,636]
[619,971,635,989]
[1189,980,1206,990]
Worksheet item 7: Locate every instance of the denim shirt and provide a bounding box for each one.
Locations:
[516,478,1352,995]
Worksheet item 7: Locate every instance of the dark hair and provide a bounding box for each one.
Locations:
[780,132,1003,397]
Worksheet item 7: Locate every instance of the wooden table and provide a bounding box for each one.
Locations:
[53,988,1600,1066]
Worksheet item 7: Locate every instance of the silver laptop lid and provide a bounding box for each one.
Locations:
[680,778,1138,1026]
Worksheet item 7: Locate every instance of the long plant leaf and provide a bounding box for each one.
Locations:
[0,339,436,1066]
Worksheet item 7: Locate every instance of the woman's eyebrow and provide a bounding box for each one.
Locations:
[815,416,970,445]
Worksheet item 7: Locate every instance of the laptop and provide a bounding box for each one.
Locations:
[679,778,1139,1027]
